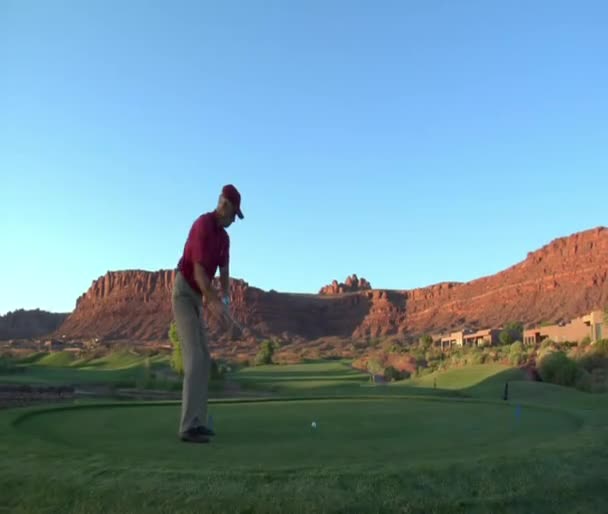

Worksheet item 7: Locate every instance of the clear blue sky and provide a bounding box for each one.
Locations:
[1,0,607,315]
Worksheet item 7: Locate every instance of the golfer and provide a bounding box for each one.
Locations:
[172,184,244,443]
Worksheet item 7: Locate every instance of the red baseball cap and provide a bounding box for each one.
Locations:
[222,184,244,219]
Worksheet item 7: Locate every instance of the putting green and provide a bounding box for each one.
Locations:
[15,398,580,470]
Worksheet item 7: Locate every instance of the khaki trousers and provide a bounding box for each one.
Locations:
[172,271,211,434]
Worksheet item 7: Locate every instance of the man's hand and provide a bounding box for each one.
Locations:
[194,263,242,337]
[207,295,242,336]
[222,304,244,339]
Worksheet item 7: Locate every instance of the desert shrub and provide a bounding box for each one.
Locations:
[382,337,404,354]
[567,344,584,360]
[483,348,498,363]
[367,358,384,376]
[411,350,427,368]
[255,340,276,366]
[575,369,593,392]
[510,341,523,353]
[211,359,229,380]
[384,366,408,382]
[579,336,592,348]
[419,334,434,351]
[537,343,558,363]
[509,352,524,366]
[594,339,608,354]
[541,339,555,350]
[470,350,487,365]
[589,368,608,393]
[538,351,581,387]
[168,321,183,376]
[578,349,608,373]
[508,341,525,366]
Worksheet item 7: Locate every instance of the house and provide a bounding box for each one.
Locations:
[43,339,65,352]
[463,329,501,347]
[523,310,607,345]
[439,328,501,349]
[440,331,465,349]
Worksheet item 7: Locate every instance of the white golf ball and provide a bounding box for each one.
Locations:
[311,421,317,428]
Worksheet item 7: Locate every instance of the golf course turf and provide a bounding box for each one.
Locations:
[1,360,608,513]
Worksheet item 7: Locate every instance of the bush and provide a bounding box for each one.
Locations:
[508,341,525,366]
[499,322,523,346]
[411,350,427,369]
[367,358,384,376]
[470,351,487,365]
[384,366,408,382]
[509,352,525,366]
[541,339,555,350]
[575,369,593,392]
[594,339,608,355]
[538,351,581,387]
[580,336,592,348]
[210,359,229,380]
[255,340,276,366]
[499,330,513,346]
[419,335,434,351]
[578,349,608,373]
[168,321,183,376]
[510,341,524,354]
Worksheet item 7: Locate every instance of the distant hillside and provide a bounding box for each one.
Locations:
[0,309,69,340]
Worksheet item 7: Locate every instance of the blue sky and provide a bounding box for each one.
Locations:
[1,0,607,315]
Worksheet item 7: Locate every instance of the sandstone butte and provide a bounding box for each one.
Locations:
[3,227,608,344]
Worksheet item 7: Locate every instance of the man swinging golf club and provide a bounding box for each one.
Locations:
[172,184,244,443]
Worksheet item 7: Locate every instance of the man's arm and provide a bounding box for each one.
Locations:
[193,262,220,306]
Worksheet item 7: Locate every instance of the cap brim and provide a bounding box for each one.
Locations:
[236,209,244,219]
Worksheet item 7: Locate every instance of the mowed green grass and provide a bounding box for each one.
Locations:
[230,359,373,395]
[0,351,169,385]
[12,398,579,468]
[2,361,608,513]
[404,364,523,389]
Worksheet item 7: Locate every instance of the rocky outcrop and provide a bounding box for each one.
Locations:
[0,309,68,340]
[400,226,608,334]
[52,226,608,344]
[319,274,372,295]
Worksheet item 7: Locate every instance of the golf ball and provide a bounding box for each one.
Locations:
[311,421,317,428]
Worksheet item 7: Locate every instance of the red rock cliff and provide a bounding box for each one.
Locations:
[54,227,608,342]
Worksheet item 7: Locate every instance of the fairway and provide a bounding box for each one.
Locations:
[15,397,579,469]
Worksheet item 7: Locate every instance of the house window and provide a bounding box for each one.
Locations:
[596,323,603,341]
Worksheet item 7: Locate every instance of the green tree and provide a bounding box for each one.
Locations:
[168,321,183,376]
[419,334,434,350]
[500,322,523,345]
[255,340,275,366]
[367,358,384,382]
[499,330,513,346]
[384,366,407,382]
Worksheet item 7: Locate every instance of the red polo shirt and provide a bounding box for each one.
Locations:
[177,211,229,294]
